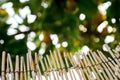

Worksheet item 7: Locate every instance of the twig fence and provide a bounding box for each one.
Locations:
[1,44,120,80]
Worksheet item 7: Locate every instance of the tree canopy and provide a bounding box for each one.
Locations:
[0,0,120,57]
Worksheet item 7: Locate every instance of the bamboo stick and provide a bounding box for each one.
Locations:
[88,51,105,80]
[20,56,24,80]
[50,51,59,80]
[24,59,27,80]
[28,50,36,80]
[38,55,48,80]
[97,50,116,80]
[108,58,120,79]
[89,51,108,80]
[64,52,74,80]
[46,55,56,80]
[15,55,19,80]
[26,53,31,80]
[104,44,120,66]
[82,54,95,80]
[83,53,102,80]
[35,53,41,80]
[7,53,14,80]
[78,54,91,80]
[74,55,88,79]
[6,54,9,80]
[44,57,51,80]
[112,49,120,58]
[97,50,118,80]
[1,51,6,80]
[74,54,86,80]
[57,50,68,80]
[94,51,113,80]
[112,49,120,62]
[53,51,64,80]
[93,51,110,80]
[70,53,84,80]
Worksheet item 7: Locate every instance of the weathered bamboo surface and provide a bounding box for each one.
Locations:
[1,44,120,80]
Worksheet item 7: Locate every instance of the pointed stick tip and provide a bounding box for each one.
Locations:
[2,51,6,54]
[28,49,31,53]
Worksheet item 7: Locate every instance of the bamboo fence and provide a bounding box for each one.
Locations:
[1,44,120,80]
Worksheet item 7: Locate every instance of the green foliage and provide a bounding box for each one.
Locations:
[0,0,120,57]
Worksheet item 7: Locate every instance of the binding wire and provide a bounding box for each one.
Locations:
[1,44,120,80]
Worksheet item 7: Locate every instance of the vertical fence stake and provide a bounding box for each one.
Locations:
[15,55,19,80]
[1,51,6,80]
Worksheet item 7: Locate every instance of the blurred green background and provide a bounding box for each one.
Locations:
[0,0,120,58]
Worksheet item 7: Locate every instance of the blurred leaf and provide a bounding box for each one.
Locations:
[76,0,97,18]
